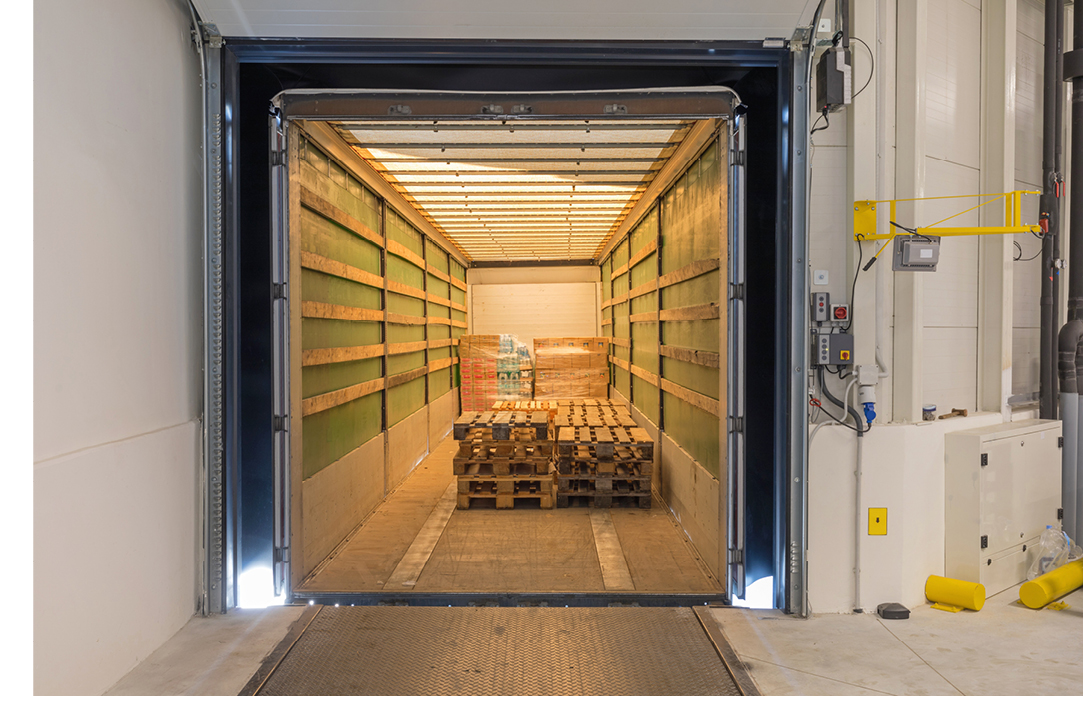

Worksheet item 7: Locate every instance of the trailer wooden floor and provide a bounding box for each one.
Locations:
[298,435,723,595]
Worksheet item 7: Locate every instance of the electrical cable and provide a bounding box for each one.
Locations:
[1015,239,1044,262]
[810,396,858,431]
[844,240,862,331]
[810,108,830,136]
[1014,233,1045,262]
[850,36,875,99]
[818,366,865,435]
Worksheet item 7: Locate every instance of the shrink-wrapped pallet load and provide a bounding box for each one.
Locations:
[533,337,609,400]
[459,334,532,412]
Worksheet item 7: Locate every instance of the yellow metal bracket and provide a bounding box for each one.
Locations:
[853,191,1041,242]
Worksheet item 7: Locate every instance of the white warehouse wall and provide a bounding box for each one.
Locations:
[34,0,204,695]
[808,0,1074,613]
[467,267,602,352]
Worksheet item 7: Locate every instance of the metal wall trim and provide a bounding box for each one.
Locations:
[786,49,810,618]
[201,24,227,616]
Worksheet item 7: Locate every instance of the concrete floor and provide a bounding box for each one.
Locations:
[712,585,1083,695]
[108,584,1083,695]
[106,606,305,696]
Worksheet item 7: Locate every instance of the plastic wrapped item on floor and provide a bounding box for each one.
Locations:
[458,334,533,412]
[1026,526,1083,580]
[533,337,609,400]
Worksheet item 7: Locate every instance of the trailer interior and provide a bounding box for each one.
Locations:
[258,89,747,607]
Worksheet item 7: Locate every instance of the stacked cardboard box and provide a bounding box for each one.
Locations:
[533,337,609,400]
[459,334,532,412]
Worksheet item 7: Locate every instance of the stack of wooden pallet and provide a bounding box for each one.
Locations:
[491,399,560,419]
[553,400,654,508]
[452,410,556,509]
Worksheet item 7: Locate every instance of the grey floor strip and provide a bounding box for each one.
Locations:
[589,509,635,591]
[386,481,457,588]
[238,605,323,696]
[693,606,763,696]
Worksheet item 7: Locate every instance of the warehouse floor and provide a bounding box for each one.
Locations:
[710,585,1083,695]
[106,585,1083,695]
[298,435,722,595]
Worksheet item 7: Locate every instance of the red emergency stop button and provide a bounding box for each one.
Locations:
[833,306,848,320]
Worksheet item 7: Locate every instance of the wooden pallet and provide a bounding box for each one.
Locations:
[557,476,651,494]
[556,456,653,478]
[491,400,559,413]
[457,427,554,453]
[555,492,652,509]
[456,476,556,509]
[453,410,552,441]
[556,425,654,460]
[454,450,554,476]
[556,399,626,409]
[553,409,636,430]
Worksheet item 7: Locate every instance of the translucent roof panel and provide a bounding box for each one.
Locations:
[328,119,694,262]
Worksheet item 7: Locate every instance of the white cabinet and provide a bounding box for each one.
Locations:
[944,420,1062,596]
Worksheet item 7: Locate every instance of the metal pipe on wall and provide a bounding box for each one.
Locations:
[1062,321,1081,540]
[1065,0,1083,543]
[1042,0,1064,419]
[1075,336,1083,542]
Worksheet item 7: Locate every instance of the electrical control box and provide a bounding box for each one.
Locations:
[813,331,854,366]
[816,46,852,111]
[892,235,941,272]
[944,420,1062,596]
[811,292,829,322]
[830,304,849,322]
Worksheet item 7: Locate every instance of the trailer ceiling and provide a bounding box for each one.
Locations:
[328,119,696,262]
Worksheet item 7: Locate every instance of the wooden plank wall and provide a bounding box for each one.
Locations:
[600,139,725,480]
[293,128,467,578]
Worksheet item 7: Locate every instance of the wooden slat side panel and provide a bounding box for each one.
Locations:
[627,238,658,271]
[628,279,659,300]
[301,251,383,289]
[429,356,455,372]
[630,364,660,386]
[386,237,426,269]
[660,344,722,369]
[388,340,429,355]
[660,378,719,417]
[658,302,720,322]
[387,279,427,301]
[387,312,427,326]
[299,185,385,248]
[387,365,429,389]
[302,301,384,323]
[302,344,384,366]
[658,257,721,289]
[302,377,386,417]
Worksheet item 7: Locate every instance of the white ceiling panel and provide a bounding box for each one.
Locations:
[192,0,815,41]
[327,117,695,261]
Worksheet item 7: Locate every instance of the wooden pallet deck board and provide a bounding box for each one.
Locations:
[556,494,652,509]
[453,410,552,441]
[456,475,556,510]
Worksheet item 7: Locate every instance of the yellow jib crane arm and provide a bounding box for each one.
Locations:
[852,191,1042,242]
